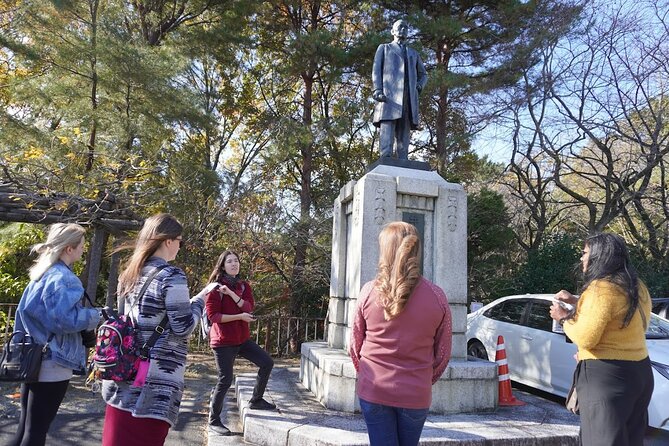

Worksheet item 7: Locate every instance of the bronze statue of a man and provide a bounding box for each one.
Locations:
[372,19,427,160]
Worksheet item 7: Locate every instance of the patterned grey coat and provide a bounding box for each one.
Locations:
[101,256,204,426]
[372,41,427,129]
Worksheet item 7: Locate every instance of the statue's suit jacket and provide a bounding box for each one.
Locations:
[372,42,427,129]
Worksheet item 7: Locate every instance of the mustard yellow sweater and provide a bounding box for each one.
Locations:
[563,279,650,361]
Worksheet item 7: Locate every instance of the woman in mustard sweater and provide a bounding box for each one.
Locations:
[550,232,653,446]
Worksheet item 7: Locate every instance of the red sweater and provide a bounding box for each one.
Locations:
[205,279,254,347]
[349,278,452,409]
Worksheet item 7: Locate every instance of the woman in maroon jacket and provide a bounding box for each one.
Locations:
[205,250,275,436]
[349,222,452,446]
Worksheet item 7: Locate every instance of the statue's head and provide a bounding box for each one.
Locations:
[391,19,409,40]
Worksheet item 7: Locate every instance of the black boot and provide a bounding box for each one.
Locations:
[248,398,276,410]
[208,418,232,436]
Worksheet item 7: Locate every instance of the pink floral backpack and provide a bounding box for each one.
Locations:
[92,265,168,381]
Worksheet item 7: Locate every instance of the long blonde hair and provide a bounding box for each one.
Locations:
[117,213,183,298]
[29,223,86,281]
[375,221,421,320]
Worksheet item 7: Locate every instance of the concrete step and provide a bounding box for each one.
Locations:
[227,365,580,446]
[208,388,248,445]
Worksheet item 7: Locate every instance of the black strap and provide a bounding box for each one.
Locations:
[83,291,95,307]
[139,315,169,359]
[128,265,170,359]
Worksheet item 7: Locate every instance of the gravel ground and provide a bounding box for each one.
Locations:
[0,352,278,445]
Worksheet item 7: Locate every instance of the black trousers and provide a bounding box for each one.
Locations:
[576,357,654,446]
[209,339,274,424]
[379,113,411,159]
[10,380,70,446]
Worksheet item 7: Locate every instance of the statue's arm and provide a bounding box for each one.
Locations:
[416,54,427,93]
[372,45,386,101]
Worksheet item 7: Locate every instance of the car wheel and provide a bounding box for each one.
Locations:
[468,340,488,360]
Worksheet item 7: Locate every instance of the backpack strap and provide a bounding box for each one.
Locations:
[129,265,170,359]
[128,265,169,313]
[139,314,169,359]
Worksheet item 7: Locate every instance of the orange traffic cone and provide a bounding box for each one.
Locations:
[495,335,525,406]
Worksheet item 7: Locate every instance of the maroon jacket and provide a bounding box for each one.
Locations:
[205,278,254,347]
[349,278,452,409]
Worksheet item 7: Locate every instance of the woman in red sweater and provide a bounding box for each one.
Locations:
[205,250,275,436]
[349,222,452,446]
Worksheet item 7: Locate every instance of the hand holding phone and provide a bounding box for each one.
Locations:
[240,312,256,323]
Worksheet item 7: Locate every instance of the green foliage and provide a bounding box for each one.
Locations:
[378,0,583,170]
[512,232,581,295]
[629,246,669,299]
[4,0,644,323]
[0,223,44,303]
[467,188,516,304]
[0,306,12,335]
[0,272,27,303]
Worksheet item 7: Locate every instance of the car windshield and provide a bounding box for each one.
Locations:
[646,314,669,339]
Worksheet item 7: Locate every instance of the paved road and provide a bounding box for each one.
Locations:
[513,382,669,445]
[0,353,216,445]
[1,359,666,446]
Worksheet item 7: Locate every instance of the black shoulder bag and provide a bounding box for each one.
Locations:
[0,331,53,383]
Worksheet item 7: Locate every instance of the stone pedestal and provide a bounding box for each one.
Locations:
[300,164,497,413]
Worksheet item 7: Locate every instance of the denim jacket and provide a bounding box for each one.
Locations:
[14,261,100,371]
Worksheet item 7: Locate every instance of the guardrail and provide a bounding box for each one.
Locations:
[0,303,326,356]
[193,315,327,356]
[0,303,18,345]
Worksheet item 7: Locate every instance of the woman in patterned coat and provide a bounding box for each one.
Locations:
[101,214,215,446]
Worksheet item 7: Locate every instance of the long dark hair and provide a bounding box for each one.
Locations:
[580,233,639,328]
[207,250,241,287]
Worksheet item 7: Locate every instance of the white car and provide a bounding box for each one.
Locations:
[466,294,669,431]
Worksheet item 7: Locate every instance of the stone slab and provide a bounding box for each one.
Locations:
[231,364,580,446]
[300,342,498,414]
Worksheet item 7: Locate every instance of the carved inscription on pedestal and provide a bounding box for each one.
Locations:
[353,193,361,226]
[447,192,458,231]
[374,187,386,225]
[333,201,341,249]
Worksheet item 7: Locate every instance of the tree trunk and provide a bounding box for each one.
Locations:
[86,0,99,171]
[435,44,451,174]
[81,225,107,303]
[289,72,314,353]
[106,250,121,308]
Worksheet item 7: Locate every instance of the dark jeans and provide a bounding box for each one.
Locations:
[577,357,654,446]
[209,339,274,424]
[10,380,70,446]
[359,397,429,446]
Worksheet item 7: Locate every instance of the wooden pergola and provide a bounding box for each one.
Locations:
[0,186,143,308]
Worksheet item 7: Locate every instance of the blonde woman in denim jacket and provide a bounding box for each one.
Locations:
[11,223,101,446]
